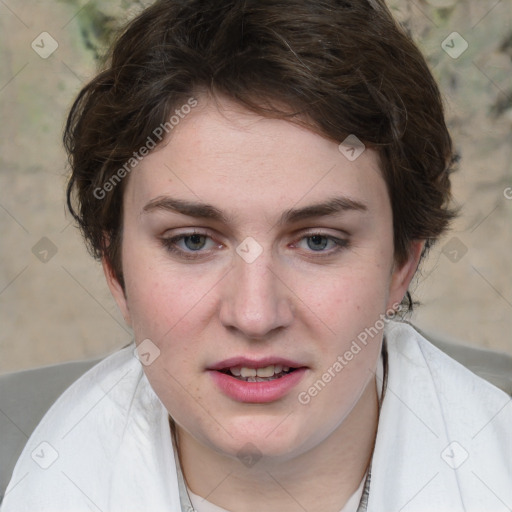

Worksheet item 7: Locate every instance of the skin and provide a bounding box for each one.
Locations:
[104,94,423,512]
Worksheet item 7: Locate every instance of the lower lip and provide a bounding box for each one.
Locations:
[209,369,307,403]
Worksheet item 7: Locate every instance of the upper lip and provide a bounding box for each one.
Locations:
[208,356,306,370]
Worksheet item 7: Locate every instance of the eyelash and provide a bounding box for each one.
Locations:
[160,231,350,260]
[160,232,219,260]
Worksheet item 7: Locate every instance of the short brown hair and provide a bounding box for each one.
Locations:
[64,0,457,310]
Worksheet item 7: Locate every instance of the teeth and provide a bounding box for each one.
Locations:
[256,365,274,378]
[240,367,257,378]
[229,364,293,379]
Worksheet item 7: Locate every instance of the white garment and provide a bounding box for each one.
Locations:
[187,471,366,512]
[2,322,511,512]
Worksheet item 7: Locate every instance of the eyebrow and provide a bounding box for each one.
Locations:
[142,197,230,223]
[279,196,367,225]
[142,196,367,225]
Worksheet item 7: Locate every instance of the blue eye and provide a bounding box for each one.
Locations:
[161,232,217,259]
[161,231,349,261]
[297,234,348,254]
[181,234,208,251]
[306,235,329,251]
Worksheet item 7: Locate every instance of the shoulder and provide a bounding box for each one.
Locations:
[368,321,512,511]
[384,320,512,436]
[1,345,161,511]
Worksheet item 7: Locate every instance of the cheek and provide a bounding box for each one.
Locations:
[122,242,215,341]
[286,256,393,380]
[291,257,391,321]
[122,254,222,410]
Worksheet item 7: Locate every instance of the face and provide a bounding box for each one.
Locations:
[105,95,420,463]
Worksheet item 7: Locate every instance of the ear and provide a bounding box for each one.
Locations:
[102,257,132,327]
[386,240,425,311]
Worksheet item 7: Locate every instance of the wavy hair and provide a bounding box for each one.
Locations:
[64,0,458,311]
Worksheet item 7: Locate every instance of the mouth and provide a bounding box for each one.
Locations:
[207,357,307,402]
[218,364,299,382]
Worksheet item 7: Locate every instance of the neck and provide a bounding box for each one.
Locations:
[175,376,380,512]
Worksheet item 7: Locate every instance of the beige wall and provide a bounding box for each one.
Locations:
[1,0,511,374]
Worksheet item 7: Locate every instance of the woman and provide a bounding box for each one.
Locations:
[2,1,511,511]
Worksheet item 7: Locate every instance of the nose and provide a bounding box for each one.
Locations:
[219,248,294,339]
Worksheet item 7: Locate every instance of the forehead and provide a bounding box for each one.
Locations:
[124,95,389,223]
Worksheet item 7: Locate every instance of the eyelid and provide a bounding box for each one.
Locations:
[160,230,223,260]
[160,229,350,260]
[294,226,351,238]
[290,231,350,254]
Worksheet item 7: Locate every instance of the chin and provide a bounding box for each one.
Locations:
[205,416,313,462]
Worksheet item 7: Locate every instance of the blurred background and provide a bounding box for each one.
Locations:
[0,0,511,374]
